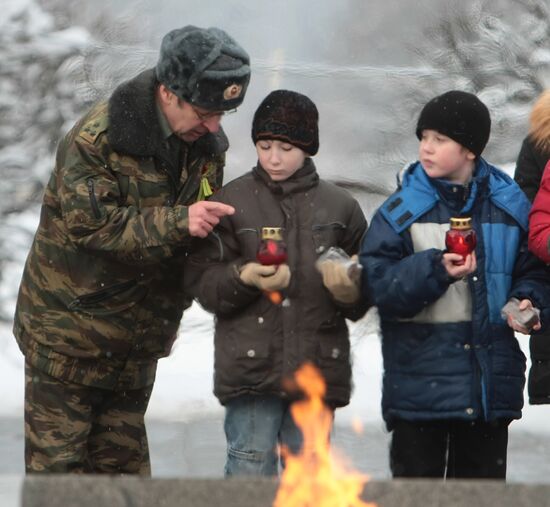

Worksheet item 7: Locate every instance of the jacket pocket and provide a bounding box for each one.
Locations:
[113,155,170,207]
[68,279,148,316]
[312,222,346,254]
[316,318,352,396]
[233,334,270,360]
[317,318,350,362]
[215,316,274,389]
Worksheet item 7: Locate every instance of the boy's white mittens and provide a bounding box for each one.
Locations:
[239,262,291,291]
[318,257,360,304]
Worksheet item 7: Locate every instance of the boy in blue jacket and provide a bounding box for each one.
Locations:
[360,90,550,479]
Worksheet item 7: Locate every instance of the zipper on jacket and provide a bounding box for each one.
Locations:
[312,222,347,231]
[68,279,138,309]
[87,178,102,219]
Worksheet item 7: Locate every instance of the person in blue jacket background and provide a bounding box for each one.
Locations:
[360,90,550,480]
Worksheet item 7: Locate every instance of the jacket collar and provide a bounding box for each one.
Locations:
[252,157,319,196]
[430,159,490,214]
[108,68,229,158]
[397,159,529,230]
[401,159,490,215]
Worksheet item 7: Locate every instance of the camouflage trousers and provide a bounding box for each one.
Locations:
[24,361,153,474]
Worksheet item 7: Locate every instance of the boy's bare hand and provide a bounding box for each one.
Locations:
[506,298,542,334]
[442,251,477,279]
[188,201,235,238]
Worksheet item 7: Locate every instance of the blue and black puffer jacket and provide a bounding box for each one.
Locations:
[360,159,550,429]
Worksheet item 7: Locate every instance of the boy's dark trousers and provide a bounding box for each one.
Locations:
[390,418,510,479]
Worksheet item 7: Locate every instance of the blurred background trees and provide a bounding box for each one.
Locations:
[0,0,142,320]
[336,0,550,166]
[412,0,550,164]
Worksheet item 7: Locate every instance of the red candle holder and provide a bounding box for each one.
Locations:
[257,227,287,304]
[445,217,476,265]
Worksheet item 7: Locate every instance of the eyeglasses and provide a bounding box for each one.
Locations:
[190,104,237,121]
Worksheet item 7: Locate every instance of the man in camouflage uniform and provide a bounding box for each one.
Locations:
[13,25,250,474]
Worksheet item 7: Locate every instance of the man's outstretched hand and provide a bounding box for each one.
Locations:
[188,201,235,238]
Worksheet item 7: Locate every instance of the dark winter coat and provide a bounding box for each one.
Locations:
[526,161,550,403]
[14,69,228,390]
[361,159,550,429]
[514,90,550,404]
[515,136,549,201]
[186,159,369,408]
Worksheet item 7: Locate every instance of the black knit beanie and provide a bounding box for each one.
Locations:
[251,90,319,156]
[416,90,491,157]
[156,25,250,111]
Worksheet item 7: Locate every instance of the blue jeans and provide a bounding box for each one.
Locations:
[224,395,303,477]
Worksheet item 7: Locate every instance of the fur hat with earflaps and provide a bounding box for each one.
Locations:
[251,89,319,156]
[156,25,251,111]
[416,90,491,157]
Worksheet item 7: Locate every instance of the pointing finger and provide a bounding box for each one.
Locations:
[202,201,235,217]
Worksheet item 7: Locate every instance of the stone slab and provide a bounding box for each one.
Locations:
[21,476,550,507]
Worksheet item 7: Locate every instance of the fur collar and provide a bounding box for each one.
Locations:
[108,68,229,157]
[529,90,550,154]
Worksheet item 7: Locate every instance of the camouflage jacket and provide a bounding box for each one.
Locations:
[14,69,227,390]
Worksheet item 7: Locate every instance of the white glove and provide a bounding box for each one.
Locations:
[239,263,291,291]
[318,257,360,304]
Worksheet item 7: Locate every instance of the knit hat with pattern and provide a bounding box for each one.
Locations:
[252,90,319,156]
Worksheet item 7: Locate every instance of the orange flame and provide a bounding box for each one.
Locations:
[274,363,376,507]
[351,417,364,435]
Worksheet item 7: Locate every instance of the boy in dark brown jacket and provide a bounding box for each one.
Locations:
[187,89,369,476]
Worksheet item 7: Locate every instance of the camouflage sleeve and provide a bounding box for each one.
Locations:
[57,137,191,265]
